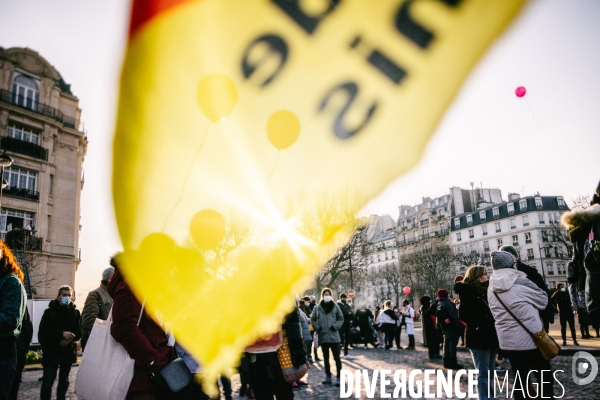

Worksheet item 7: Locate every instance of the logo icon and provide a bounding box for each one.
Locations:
[572,351,598,385]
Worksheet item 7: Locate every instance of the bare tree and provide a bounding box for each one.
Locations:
[400,247,455,301]
[380,264,403,306]
[569,194,591,211]
[453,244,490,276]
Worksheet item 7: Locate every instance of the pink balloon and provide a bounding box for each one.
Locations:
[403,286,411,296]
[515,86,526,98]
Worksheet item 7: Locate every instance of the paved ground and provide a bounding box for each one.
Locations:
[17,325,600,399]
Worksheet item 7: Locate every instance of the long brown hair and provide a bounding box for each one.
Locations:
[0,240,24,282]
[463,265,487,286]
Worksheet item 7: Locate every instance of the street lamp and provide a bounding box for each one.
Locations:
[0,151,13,212]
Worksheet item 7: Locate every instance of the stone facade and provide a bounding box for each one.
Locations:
[0,47,87,298]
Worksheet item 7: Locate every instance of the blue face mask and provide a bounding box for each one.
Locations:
[60,296,71,306]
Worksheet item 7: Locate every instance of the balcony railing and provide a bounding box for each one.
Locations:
[1,230,43,252]
[0,89,77,129]
[2,186,39,201]
[1,136,48,161]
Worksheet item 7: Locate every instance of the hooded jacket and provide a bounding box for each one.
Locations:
[311,301,344,344]
[561,204,600,317]
[487,268,548,351]
[454,282,499,350]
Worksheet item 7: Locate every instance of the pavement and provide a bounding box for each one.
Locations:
[17,324,600,399]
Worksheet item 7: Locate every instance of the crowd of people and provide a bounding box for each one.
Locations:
[0,182,599,399]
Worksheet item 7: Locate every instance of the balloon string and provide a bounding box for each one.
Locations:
[525,98,544,128]
[161,124,211,233]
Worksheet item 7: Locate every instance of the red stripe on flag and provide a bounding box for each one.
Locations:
[129,0,196,39]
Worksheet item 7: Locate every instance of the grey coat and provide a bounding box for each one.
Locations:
[311,302,344,343]
[299,310,311,342]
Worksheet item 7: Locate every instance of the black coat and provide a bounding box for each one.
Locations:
[38,300,81,364]
[420,303,436,331]
[354,307,374,329]
[283,308,307,368]
[454,282,499,349]
[551,290,573,315]
[517,260,555,323]
[436,298,460,332]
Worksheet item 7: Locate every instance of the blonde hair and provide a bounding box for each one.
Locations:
[463,265,487,286]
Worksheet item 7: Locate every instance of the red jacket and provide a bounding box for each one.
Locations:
[107,268,174,395]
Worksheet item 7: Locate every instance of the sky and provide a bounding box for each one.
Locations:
[2,0,600,306]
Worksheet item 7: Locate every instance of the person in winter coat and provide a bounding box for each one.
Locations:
[375,300,399,351]
[337,293,353,358]
[393,306,403,349]
[436,289,463,369]
[8,307,32,400]
[0,242,26,400]
[455,266,500,400]
[298,308,313,363]
[38,285,81,400]
[571,288,592,339]
[108,264,175,400]
[310,288,343,386]
[354,303,377,348]
[487,250,553,400]
[500,245,555,332]
[401,300,416,349]
[551,283,579,346]
[248,306,306,399]
[80,265,114,350]
[420,296,441,359]
[561,182,600,328]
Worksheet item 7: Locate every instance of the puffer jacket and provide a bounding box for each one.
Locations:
[561,204,600,317]
[488,268,548,351]
[311,301,343,344]
[299,309,311,341]
[375,308,398,327]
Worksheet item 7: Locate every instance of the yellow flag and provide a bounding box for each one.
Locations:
[114,0,526,385]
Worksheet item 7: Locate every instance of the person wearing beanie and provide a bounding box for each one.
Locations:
[561,180,600,329]
[500,245,555,332]
[79,260,115,350]
[487,250,554,398]
[311,288,344,386]
[435,288,463,369]
[337,293,354,359]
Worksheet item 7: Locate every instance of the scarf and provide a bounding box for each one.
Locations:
[320,299,335,314]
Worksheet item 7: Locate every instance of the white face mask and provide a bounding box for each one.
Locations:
[324,295,332,302]
[560,288,566,292]
[305,302,310,307]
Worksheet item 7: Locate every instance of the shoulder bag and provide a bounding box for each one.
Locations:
[277,329,310,383]
[493,292,560,360]
[75,302,144,400]
[151,357,193,399]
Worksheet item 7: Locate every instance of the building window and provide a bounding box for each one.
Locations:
[527,248,534,260]
[535,197,543,209]
[3,166,37,191]
[414,231,418,241]
[1,209,35,232]
[466,214,473,226]
[423,227,429,238]
[519,199,527,211]
[457,233,462,242]
[523,215,529,226]
[507,202,515,215]
[497,238,503,248]
[439,209,445,217]
[479,210,486,222]
[548,213,554,224]
[512,235,519,246]
[424,242,432,254]
[547,263,554,275]
[495,222,501,233]
[525,232,532,244]
[454,218,460,229]
[492,207,499,219]
[469,229,474,239]
[510,218,516,229]
[12,75,39,110]
[483,241,490,251]
[421,213,429,224]
[538,214,545,224]
[392,251,396,259]
[544,247,551,258]
[482,225,488,236]
[7,124,41,145]
[440,223,446,234]
[557,197,566,208]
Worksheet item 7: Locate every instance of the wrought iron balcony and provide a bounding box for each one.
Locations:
[0,89,77,129]
[2,186,39,201]
[1,136,48,161]
[2,230,43,252]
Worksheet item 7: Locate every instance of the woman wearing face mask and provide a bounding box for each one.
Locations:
[454,266,499,400]
[311,288,343,386]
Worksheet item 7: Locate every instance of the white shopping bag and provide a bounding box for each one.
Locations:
[75,305,143,400]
